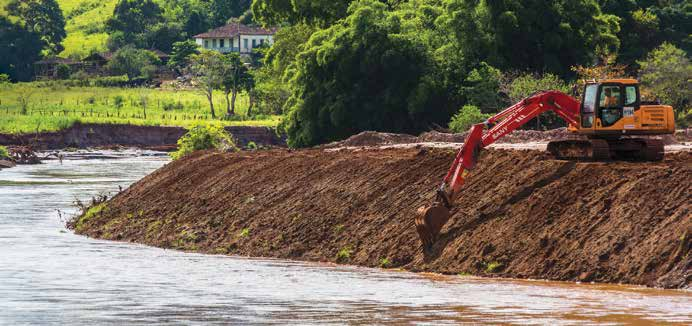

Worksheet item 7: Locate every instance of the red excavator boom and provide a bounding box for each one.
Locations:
[415,90,580,249]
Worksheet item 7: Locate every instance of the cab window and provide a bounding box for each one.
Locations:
[600,86,621,108]
[624,86,637,106]
[583,85,597,113]
[581,84,598,128]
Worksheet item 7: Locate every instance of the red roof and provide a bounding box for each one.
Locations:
[194,23,277,39]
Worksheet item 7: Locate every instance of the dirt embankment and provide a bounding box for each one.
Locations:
[326,129,692,148]
[71,148,691,288]
[0,123,286,150]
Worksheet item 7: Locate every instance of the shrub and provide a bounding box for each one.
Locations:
[246,141,258,150]
[0,74,10,84]
[336,246,353,262]
[170,124,237,160]
[449,105,490,133]
[56,64,71,80]
[0,146,9,160]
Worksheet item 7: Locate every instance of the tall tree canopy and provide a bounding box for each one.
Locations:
[107,0,165,37]
[283,0,451,147]
[5,0,66,54]
[437,0,620,76]
[252,0,354,27]
[210,0,252,26]
[600,0,691,65]
[0,17,43,81]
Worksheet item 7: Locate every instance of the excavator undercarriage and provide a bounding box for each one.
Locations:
[547,137,665,161]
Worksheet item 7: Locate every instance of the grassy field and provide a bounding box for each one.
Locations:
[0,83,281,134]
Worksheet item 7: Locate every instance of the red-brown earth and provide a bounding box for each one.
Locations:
[71,147,691,288]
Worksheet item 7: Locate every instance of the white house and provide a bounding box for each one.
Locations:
[194,23,277,54]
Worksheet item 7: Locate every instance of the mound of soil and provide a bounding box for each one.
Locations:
[72,148,691,288]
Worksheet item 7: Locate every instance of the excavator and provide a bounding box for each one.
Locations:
[415,79,676,249]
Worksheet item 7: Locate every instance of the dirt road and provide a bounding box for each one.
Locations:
[72,147,691,288]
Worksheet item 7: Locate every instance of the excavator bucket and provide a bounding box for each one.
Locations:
[414,203,450,251]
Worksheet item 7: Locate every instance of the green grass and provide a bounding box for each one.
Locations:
[0,82,281,134]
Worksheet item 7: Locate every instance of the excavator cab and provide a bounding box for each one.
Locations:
[575,80,675,136]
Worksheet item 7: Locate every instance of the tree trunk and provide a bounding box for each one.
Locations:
[231,89,237,116]
[225,90,232,116]
[248,91,254,116]
[207,90,215,118]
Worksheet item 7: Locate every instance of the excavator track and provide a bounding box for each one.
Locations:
[547,138,664,161]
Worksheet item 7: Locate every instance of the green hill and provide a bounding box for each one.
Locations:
[0,0,118,58]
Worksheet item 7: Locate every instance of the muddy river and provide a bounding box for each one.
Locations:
[0,152,690,325]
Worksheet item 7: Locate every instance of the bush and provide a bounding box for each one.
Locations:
[170,124,237,160]
[449,105,490,133]
[56,64,71,80]
[0,146,9,160]
[0,74,10,84]
[92,75,129,87]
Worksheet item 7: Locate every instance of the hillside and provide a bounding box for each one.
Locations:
[1,0,117,58]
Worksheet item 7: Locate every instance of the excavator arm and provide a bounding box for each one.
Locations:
[415,91,580,249]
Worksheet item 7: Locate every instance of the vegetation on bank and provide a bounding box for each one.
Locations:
[0,82,280,134]
[0,145,9,160]
[170,124,237,160]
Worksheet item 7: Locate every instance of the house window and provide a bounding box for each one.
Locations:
[220,39,225,48]
[212,39,217,48]
[243,38,248,49]
[252,39,256,48]
[260,39,264,45]
[204,40,209,48]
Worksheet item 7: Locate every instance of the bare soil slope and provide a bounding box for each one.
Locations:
[73,148,691,288]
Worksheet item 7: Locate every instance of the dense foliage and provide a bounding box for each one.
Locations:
[0,145,9,160]
[170,124,237,160]
[106,47,161,80]
[638,43,691,121]
[5,0,66,54]
[449,105,490,133]
[283,0,453,147]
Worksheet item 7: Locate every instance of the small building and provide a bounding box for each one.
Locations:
[34,57,82,79]
[82,52,113,73]
[194,23,277,54]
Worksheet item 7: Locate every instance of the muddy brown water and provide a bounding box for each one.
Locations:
[0,152,690,325]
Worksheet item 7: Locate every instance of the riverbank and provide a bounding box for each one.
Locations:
[0,123,285,150]
[70,147,691,289]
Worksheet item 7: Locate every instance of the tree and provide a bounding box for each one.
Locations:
[221,53,249,116]
[0,17,43,81]
[168,40,200,74]
[501,73,571,129]
[5,0,66,54]
[210,0,252,26]
[283,0,450,147]
[107,0,164,37]
[459,62,503,113]
[187,50,228,118]
[638,43,691,120]
[252,0,353,27]
[449,105,490,133]
[106,46,160,80]
[438,0,621,76]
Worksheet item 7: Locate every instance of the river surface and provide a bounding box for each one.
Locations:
[0,152,690,325]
